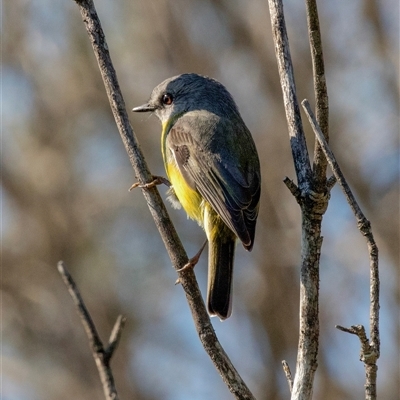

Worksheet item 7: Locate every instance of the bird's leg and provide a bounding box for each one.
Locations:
[129,175,171,191]
[177,240,208,272]
[175,240,208,285]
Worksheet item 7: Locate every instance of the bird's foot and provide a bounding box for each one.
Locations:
[175,240,208,284]
[129,175,171,191]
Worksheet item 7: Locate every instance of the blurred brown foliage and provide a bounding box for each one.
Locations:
[3,0,398,399]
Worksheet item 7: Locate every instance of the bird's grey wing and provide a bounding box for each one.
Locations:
[166,115,260,250]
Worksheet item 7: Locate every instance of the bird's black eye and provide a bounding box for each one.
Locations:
[162,93,173,105]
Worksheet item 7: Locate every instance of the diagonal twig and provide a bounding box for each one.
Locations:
[302,99,380,400]
[70,0,255,398]
[57,261,125,400]
[335,324,377,364]
[106,315,126,362]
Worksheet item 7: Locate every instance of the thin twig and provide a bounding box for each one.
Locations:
[335,324,378,364]
[71,1,255,398]
[301,100,375,236]
[57,261,123,400]
[326,175,337,191]
[106,315,127,362]
[282,360,294,393]
[283,177,301,203]
[302,99,380,399]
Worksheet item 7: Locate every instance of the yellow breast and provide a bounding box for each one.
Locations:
[162,121,204,225]
[166,160,204,224]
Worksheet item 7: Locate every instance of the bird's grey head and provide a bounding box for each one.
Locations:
[132,73,240,123]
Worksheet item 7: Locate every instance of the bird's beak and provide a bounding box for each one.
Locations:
[132,103,156,112]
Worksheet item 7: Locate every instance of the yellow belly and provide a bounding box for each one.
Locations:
[167,162,204,224]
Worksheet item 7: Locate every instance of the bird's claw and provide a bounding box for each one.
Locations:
[175,240,208,285]
[129,176,171,191]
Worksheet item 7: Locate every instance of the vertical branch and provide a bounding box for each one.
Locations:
[305,0,330,192]
[302,100,380,399]
[267,0,313,193]
[268,1,329,399]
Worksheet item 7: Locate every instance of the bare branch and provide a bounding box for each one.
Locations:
[302,100,375,235]
[70,1,255,398]
[57,261,122,400]
[268,2,326,399]
[302,99,380,399]
[267,0,312,194]
[305,0,330,192]
[335,325,378,399]
[335,325,378,363]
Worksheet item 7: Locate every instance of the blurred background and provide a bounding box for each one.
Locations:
[3,0,399,399]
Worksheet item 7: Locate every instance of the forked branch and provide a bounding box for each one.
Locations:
[268,1,326,399]
[57,261,125,400]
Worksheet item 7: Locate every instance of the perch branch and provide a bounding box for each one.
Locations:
[57,261,124,400]
[302,99,380,399]
[71,0,255,398]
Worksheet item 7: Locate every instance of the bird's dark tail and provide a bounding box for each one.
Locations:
[206,213,236,320]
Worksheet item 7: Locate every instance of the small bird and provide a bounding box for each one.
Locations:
[133,73,260,319]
